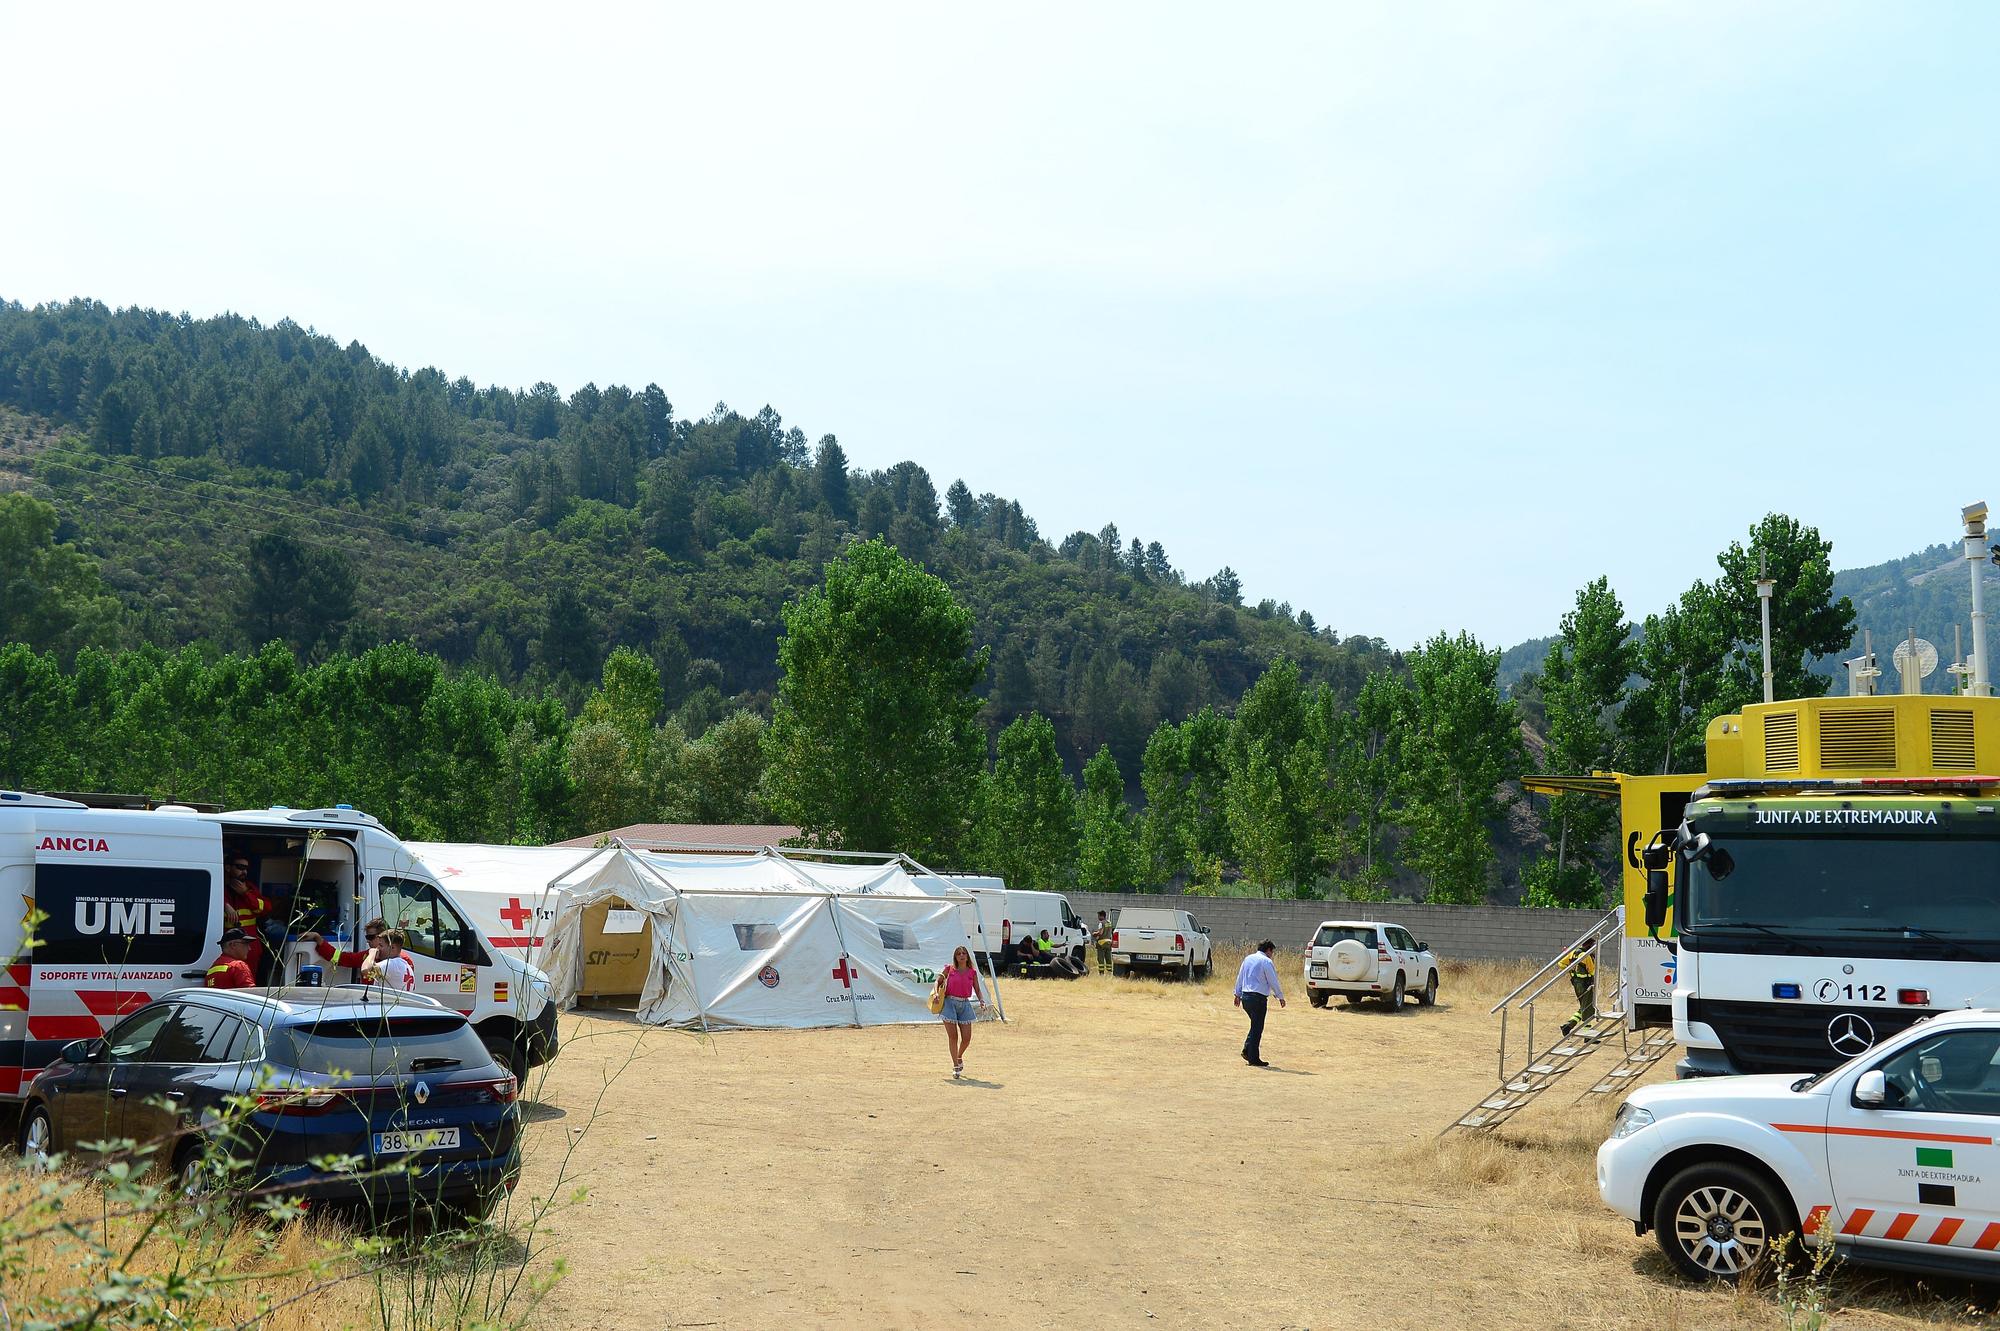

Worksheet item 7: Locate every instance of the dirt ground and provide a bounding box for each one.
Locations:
[512,952,1998,1331]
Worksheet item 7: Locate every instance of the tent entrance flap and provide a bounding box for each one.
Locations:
[576,896,653,999]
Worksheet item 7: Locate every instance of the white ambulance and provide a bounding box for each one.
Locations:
[1598,1007,2000,1283]
[0,791,557,1099]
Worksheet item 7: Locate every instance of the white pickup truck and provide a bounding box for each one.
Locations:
[1598,1006,2000,1283]
[1110,907,1212,979]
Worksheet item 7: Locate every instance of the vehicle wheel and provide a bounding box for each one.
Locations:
[1651,1161,1796,1283]
[480,1029,526,1080]
[1418,971,1438,1007]
[1112,964,1128,978]
[174,1141,211,1202]
[1308,991,1329,1009]
[1385,974,1405,1011]
[19,1105,55,1170]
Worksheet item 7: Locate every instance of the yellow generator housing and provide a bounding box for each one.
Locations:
[1705,693,2000,782]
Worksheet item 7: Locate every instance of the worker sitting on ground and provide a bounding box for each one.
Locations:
[1559,947,1598,1037]
[1038,930,1082,977]
[1012,935,1044,977]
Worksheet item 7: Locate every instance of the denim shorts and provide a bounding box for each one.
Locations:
[941,995,977,1024]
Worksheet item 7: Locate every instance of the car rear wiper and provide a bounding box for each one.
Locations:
[408,1056,463,1071]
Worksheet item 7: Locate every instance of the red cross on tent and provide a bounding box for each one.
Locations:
[500,898,532,931]
[831,957,858,988]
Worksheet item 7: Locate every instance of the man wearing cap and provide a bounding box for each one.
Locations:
[205,930,258,989]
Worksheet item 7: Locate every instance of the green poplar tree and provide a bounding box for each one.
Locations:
[764,539,987,861]
[1077,745,1140,889]
[1397,632,1524,905]
[1523,578,1633,908]
[974,713,1079,889]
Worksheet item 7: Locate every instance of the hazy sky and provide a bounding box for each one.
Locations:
[5,4,1994,649]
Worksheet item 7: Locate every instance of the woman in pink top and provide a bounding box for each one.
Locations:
[936,945,986,1078]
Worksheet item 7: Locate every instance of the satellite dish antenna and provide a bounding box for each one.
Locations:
[1894,635,1939,694]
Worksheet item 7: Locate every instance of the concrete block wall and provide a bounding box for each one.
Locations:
[1064,891,1612,964]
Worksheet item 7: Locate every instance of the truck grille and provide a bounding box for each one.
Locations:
[1687,998,1930,1074]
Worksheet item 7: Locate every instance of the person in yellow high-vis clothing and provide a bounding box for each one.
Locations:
[1560,948,1597,1036]
[1093,911,1113,974]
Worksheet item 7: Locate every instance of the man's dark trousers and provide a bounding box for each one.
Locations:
[1240,992,1268,1063]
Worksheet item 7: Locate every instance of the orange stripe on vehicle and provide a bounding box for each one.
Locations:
[1772,1122,1994,1146]
[1884,1213,1919,1242]
[1975,1223,2000,1251]
[1802,1205,1832,1236]
[1930,1217,1964,1246]
[1840,1208,1876,1237]
[0,1067,19,1095]
[0,986,26,1010]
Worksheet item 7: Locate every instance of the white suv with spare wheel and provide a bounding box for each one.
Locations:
[1303,921,1436,1011]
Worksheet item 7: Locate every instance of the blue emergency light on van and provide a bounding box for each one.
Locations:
[1772,982,1802,999]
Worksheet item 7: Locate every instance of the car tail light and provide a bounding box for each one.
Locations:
[256,1089,341,1116]
[1376,946,1391,961]
[1175,933,1185,950]
[1112,931,1119,948]
[1899,988,1930,1006]
[485,1074,519,1103]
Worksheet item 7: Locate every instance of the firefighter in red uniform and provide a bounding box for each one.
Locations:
[205,929,258,989]
[298,918,388,983]
[222,855,273,979]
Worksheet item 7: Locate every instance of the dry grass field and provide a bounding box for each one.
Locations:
[7,952,1997,1329]
[513,951,2000,1331]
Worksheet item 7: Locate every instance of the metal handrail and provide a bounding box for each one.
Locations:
[1489,907,1623,1013]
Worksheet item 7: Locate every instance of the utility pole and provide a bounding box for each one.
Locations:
[1756,551,1776,705]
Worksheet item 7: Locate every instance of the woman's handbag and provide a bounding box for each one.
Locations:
[928,977,947,1014]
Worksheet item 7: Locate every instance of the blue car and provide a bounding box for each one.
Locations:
[18,986,521,1220]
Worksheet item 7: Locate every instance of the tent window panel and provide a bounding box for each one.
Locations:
[733,923,781,951]
[877,922,917,951]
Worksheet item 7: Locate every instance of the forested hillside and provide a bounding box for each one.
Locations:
[0,299,1394,777]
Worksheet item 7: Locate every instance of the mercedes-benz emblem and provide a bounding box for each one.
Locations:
[1827,1013,1876,1058]
[414,1080,431,1105]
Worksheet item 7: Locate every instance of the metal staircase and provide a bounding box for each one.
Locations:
[1574,1026,1678,1102]
[1443,907,1640,1136]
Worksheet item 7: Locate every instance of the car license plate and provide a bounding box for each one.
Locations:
[1310,964,1328,977]
[373,1127,460,1155]
[1138,954,1158,962]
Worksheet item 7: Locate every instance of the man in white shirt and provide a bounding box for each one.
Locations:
[1233,939,1286,1067]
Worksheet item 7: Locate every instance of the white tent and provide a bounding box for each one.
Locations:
[413,841,1004,1031]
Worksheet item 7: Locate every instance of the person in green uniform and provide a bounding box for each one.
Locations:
[1093,911,1114,974]
[1559,948,1597,1036]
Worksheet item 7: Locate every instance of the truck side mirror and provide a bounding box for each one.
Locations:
[1854,1069,1888,1107]
[1644,868,1670,931]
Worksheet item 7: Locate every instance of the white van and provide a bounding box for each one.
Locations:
[1001,889,1089,970]
[938,874,1009,967]
[0,791,556,1099]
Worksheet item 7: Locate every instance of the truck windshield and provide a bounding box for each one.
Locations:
[1688,833,2000,938]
